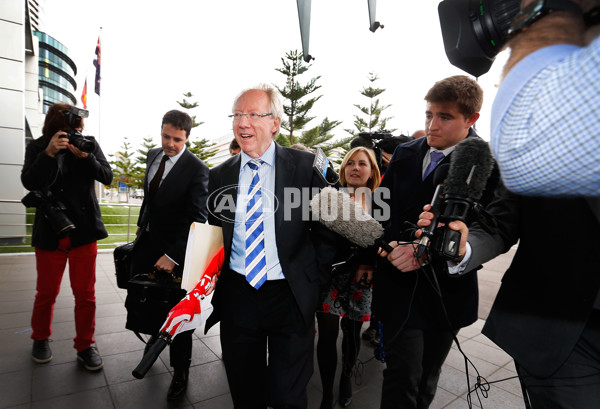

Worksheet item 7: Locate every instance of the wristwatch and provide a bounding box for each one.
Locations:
[508,0,583,37]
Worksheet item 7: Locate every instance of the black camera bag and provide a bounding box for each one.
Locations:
[124,271,186,335]
[113,241,137,289]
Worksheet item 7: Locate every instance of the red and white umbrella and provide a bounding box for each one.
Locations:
[133,247,224,379]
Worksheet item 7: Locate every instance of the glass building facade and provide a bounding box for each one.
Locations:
[33,31,77,112]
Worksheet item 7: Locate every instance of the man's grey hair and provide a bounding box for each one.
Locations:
[232,84,283,137]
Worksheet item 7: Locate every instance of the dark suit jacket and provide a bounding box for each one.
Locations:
[205,144,337,332]
[466,184,600,377]
[373,130,500,330]
[21,136,113,250]
[136,148,209,266]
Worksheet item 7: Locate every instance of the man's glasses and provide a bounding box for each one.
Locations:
[229,113,273,122]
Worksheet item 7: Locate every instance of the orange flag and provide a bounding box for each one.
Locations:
[81,79,88,109]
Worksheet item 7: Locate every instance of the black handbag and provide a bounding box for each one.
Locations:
[124,270,186,336]
[113,240,137,289]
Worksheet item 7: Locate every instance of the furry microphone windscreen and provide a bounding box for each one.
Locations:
[443,137,494,201]
[310,187,384,248]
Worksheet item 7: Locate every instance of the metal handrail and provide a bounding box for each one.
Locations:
[0,199,142,251]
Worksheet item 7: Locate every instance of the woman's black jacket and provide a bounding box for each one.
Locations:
[21,136,113,250]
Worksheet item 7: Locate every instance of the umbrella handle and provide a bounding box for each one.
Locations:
[132,335,170,379]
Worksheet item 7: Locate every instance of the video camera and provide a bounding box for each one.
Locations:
[21,190,76,237]
[439,0,600,77]
[61,107,96,153]
[438,0,521,77]
[357,130,394,141]
[354,130,412,172]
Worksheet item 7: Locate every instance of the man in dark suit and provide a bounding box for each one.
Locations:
[204,84,336,409]
[128,110,209,401]
[416,184,600,408]
[373,76,499,409]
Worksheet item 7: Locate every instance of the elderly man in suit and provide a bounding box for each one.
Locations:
[374,76,500,409]
[128,109,209,401]
[204,84,336,409]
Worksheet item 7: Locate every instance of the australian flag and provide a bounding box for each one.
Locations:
[93,37,101,95]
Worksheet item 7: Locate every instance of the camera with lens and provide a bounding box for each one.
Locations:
[439,0,600,77]
[62,107,96,153]
[21,190,76,237]
[438,0,521,77]
[353,130,412,171]
[358,130,394,141]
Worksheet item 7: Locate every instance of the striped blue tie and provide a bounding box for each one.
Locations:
[245,160,267,289]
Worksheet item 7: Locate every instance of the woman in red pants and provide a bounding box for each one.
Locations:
[21,103,112,370]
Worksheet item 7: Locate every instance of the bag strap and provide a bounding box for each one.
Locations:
[134,331,148,344]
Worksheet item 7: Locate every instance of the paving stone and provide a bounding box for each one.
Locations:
[0,250,520,409]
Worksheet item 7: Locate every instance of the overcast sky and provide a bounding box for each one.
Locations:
[41,0,508,156]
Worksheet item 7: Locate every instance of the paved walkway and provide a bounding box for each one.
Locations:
[0,248,523,409]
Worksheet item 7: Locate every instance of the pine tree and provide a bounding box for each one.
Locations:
[274,50,348,156]
[297,118,350,154]
[190,138,218,165]
[177,92,204,128]
[275,50,322,145]
[135,136,157,165]
[345,73,396,137]
[109,137,138,197]
[131,136,157,188]
[176,91,217,164]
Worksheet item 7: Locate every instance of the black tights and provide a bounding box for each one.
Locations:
[316,313,363,402]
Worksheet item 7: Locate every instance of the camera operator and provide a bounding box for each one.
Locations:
[491,0,600,196]
[416,177,600,408]
[21,103,112,371]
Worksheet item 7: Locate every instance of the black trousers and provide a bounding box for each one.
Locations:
[145,330,193,370]
[517,310,600,409]
[219,271,314,409]
[380,323,456,409]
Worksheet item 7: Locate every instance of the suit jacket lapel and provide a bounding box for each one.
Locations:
[274,144,295,231]
[145,148,161,192]
[223,155,241,249]
[404,138,430,182]
[159,149,189,194]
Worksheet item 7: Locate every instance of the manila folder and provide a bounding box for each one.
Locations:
[181,222,224,292]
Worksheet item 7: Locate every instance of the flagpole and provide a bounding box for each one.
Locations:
[97,27,102,145]
[94,28,103,200]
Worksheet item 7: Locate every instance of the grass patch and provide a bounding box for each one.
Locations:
[0,203,140,254]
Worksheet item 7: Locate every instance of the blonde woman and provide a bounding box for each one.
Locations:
[316,147,381,409]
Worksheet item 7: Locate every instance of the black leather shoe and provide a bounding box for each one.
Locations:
[77,346,104,371]
[167,368,189,401]
[339,374,352,408]
[32,339,53,363]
